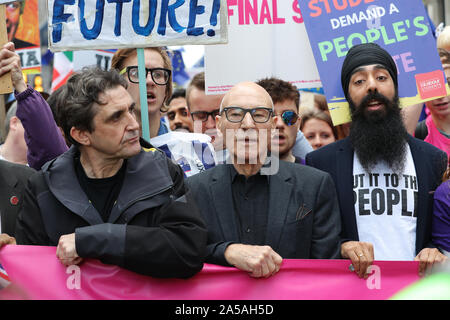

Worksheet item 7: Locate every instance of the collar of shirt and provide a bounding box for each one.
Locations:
[228,164,270,184]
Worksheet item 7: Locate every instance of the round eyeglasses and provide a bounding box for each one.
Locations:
[120,66,171,85]
[221,106,273,123]
[190,109,220,122]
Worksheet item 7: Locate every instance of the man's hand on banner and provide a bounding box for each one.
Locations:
[415,248,448,277]
[0,42,26,93]
[56,233,83,266]
[224,244,283,278]
[0,233,16,248]
[341,241,374,279]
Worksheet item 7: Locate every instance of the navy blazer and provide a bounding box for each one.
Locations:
[186,161,342,266]
[306,136,447,255]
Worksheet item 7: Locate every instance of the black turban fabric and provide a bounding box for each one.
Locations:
[341,43,398,100]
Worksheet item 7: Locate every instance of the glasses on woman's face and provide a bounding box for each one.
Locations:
[120,66,171,85]
[221,106,273,123]
[279,110,299,126]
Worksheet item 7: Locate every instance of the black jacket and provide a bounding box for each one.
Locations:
[0,160,36,236]
[15,146,207,278]
[186,161,342,266]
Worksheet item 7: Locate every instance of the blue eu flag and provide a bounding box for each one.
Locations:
[170,50,190,86]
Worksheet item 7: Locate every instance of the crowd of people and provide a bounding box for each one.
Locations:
[0,24,448,285]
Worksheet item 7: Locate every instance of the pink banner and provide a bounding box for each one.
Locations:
[0,245,419,300]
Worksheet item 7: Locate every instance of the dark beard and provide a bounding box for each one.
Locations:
[348,91,408,174]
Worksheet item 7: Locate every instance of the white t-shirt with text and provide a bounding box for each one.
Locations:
[353,144,417,260]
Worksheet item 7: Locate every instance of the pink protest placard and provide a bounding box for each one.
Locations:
[415,70,447,100]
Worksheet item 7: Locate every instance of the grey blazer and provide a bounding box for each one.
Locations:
[0,160,35,236]
[186,161,342,266]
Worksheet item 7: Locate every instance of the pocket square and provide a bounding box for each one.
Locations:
[295,203,312,221]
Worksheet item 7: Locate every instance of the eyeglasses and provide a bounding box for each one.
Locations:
[119,66,171,85]
[191,109,220,122]
[221,106,273,123]
[279,110,299,126]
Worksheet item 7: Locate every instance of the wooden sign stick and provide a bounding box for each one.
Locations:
[0,2,14,94]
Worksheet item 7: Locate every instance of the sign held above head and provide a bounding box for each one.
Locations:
[48,0,228,52]
[298,0,449,125]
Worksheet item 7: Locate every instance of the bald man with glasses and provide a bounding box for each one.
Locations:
[186,81,342,278]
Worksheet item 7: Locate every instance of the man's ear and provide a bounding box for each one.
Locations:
[9,116,20,131]
[70,127,91,146]
[272,115,278,129]
[215,114,221,129]
[295,115,301,130]
[215,114,226,137]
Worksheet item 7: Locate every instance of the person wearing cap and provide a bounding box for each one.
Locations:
[306,43,448,278]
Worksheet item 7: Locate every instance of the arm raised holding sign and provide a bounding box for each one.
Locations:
[0,42,25,92]
[0,42,68,170]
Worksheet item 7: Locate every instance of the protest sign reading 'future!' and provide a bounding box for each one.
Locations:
[298,0,450,125]
[48,0,228,51]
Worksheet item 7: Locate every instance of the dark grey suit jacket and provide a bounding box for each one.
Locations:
[186,161,342,266]
[0,160,36,236]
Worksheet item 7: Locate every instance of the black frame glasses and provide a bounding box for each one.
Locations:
[120,66,171,85]
[221,106,273,123]
[190,109,220,122]
[279,110,299,126]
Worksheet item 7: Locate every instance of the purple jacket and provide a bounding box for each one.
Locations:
[432,180,450,252]
[15,86,68,170]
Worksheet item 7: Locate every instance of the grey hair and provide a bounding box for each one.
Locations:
[4,101,18,137]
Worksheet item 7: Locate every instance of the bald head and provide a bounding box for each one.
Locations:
[220,81,274,111]
[217,82,276,168]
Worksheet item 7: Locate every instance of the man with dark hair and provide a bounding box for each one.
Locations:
[306,43,448,277]
[166,88,193,132]
[257,77,312,163]
[15,67,207,278]
[14,46,172,168]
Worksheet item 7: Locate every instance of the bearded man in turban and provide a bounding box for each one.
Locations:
[306,43,447,278]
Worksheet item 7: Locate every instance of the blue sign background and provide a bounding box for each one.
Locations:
[298,0,447,124]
